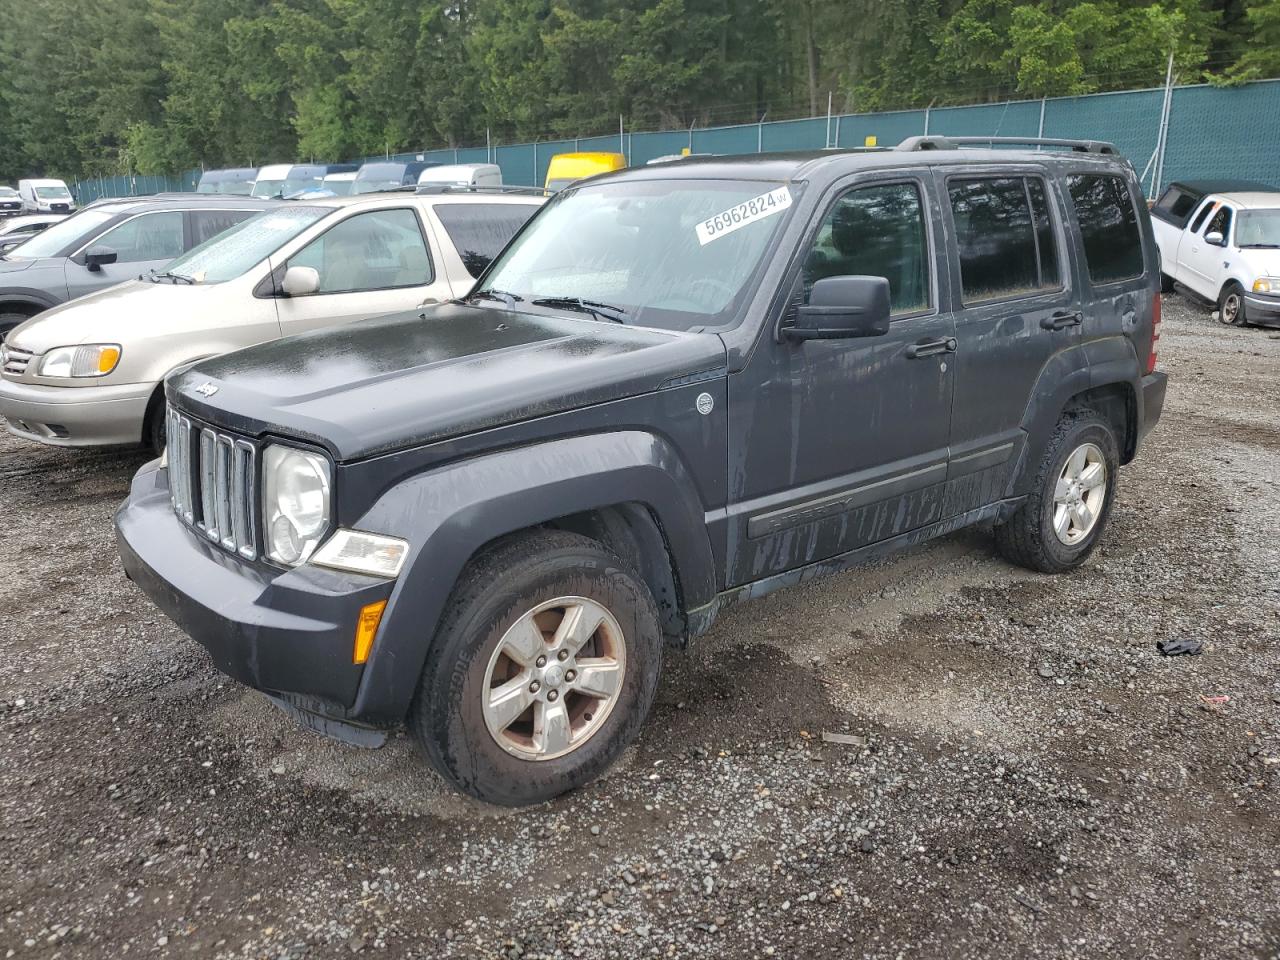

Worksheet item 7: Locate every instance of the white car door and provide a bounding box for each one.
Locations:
[1178,203,1235,299]
[1173,199,1220,298]
[272,206,455,337]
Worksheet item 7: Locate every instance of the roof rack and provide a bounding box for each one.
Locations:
[414,184,546,196]
[895,135,1118,155]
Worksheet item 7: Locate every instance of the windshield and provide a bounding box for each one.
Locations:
[159,206,328,283]
[324,178,355,196]
[353,178,405,195]
[198,180,253,195]
[4,208,115,259]
[478,179,798,331]
[251,179,287,199]
[1236,209,1280,247]
[35,185,72,200]
[0,187,17,197]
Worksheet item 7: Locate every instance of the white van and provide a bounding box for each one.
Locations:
[18,179,76,215]
[417,163,503,188]
[250,164,294,199]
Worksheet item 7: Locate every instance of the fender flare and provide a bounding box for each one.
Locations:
[0,289,58,315]
[347,430,718,723]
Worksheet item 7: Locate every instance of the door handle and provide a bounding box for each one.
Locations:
[420,297,440,306]
[1040,311,1082,331]
[906,337,957,359]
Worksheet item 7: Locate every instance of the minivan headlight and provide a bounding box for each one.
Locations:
[262,444,331,566]
[39,344,121,378]
[1252,277,1280,294]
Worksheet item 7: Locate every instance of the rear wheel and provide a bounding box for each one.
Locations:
[995,410,1119,574]
[1218,282,1247,326]
[409,530,662,806]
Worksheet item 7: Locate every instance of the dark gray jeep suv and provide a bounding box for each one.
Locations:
[116,137,1167,806]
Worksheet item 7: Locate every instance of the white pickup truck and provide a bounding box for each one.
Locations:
[1151,179,1280,328]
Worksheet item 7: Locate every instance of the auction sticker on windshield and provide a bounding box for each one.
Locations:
[695,186,792,246]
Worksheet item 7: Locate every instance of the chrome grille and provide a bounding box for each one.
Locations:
[167,408,257,560]
[1,345,33,376]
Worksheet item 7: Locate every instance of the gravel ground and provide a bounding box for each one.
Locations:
[1,293,1278,960]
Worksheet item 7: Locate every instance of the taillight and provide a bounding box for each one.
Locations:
[1146,293,1161,374]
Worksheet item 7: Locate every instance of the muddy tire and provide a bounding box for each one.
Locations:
[143,395,166,453]
[409,529,662,806]
[995,410,1119,574]
[0,311,29,343]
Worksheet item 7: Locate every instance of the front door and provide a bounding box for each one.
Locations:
[941,170,1083,512]
[64,209,187,299]
[273,206,454,336]
[723,174,955,587]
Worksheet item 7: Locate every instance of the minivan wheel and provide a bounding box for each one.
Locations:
[409,530,662,806]
[994,411,1119,574]
[1218,283,1246,326]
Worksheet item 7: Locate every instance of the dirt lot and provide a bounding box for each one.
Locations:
[1,293,1278,960]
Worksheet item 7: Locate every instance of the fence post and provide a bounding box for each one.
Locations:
[1037,97,1046,139]
[1152,51,1175,196]
[757,112,766,152]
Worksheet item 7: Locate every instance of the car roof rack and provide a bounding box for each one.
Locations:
[896,135,1119,155]
[414,184,546,196]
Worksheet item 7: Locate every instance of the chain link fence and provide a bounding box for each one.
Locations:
[72,78,1280,203]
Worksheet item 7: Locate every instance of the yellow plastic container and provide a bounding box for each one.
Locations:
[544,152,626,192]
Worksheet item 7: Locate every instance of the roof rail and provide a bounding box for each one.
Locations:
[414,184,546,197]
[896,135,1118,155]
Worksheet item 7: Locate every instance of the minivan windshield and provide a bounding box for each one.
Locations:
[1235,209,1280,248]
[4,208,115,259]
[158,206,328,284]
[477,178,799,331]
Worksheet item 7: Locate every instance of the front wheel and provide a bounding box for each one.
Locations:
[0,311,29,343]
[995,411,1119,574]
[1218,282,1247,326]
[409,530,662,806]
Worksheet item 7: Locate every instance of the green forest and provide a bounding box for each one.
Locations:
[2,0,1279,182]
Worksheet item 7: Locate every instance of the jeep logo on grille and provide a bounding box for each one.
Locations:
[194,381,219,397]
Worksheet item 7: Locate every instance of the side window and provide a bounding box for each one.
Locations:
[288,208,433,294]
[1204,205,1233,245]
[1068,174,1145,284]
[433,203,539,278]
[801,181,930,315]
[91,211,185,264]
[1154,187,1198,225]
[948,176,1060,303]
[1188,200,1216,235]
[191,209,256,248]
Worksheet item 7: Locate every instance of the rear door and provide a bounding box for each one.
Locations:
[1173,198,1219,297]
[272,205,453,337]
[941,168,1081,513]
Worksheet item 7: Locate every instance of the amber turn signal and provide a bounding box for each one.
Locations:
[353,600,387,665]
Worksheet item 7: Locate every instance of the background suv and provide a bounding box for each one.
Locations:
[0,195,277,340]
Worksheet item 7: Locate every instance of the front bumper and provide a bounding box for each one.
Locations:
[0,377,153,446]
[1244,293,1280,327]
[1137,370,1168,447]
[115,463,394,714]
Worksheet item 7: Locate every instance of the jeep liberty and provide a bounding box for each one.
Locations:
[116,136,1168,806]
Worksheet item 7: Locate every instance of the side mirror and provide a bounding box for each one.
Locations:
[1204,230,1225,247]
[784,275,892,341]
[83,247,118,272]
[280,265,320,297]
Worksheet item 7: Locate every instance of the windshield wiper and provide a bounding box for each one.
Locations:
[148,270,195,285]
[531,296,627,324]
[468,288,523,308]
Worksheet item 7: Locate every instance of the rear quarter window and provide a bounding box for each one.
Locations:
[1068,174,1145,284]
[1153,186,1199,226]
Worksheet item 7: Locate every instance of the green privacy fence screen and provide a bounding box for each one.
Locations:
[72,78,1280,203]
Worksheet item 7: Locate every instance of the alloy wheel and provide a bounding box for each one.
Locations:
[1052,442,1107,546]
[482,596,626,761]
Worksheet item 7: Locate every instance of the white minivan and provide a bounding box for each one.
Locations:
[250,164,294,199]
[18,179,76,215]
[417,163,503,188]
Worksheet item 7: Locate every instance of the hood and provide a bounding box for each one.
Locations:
[0,257,36,275]
[6,278,182,352]
[171,303,727,461]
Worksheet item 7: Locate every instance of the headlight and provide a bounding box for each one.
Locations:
[311,529,409,578]
[1252,277,1280,294]
[39,343,122,378]
[262,444,331,566]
